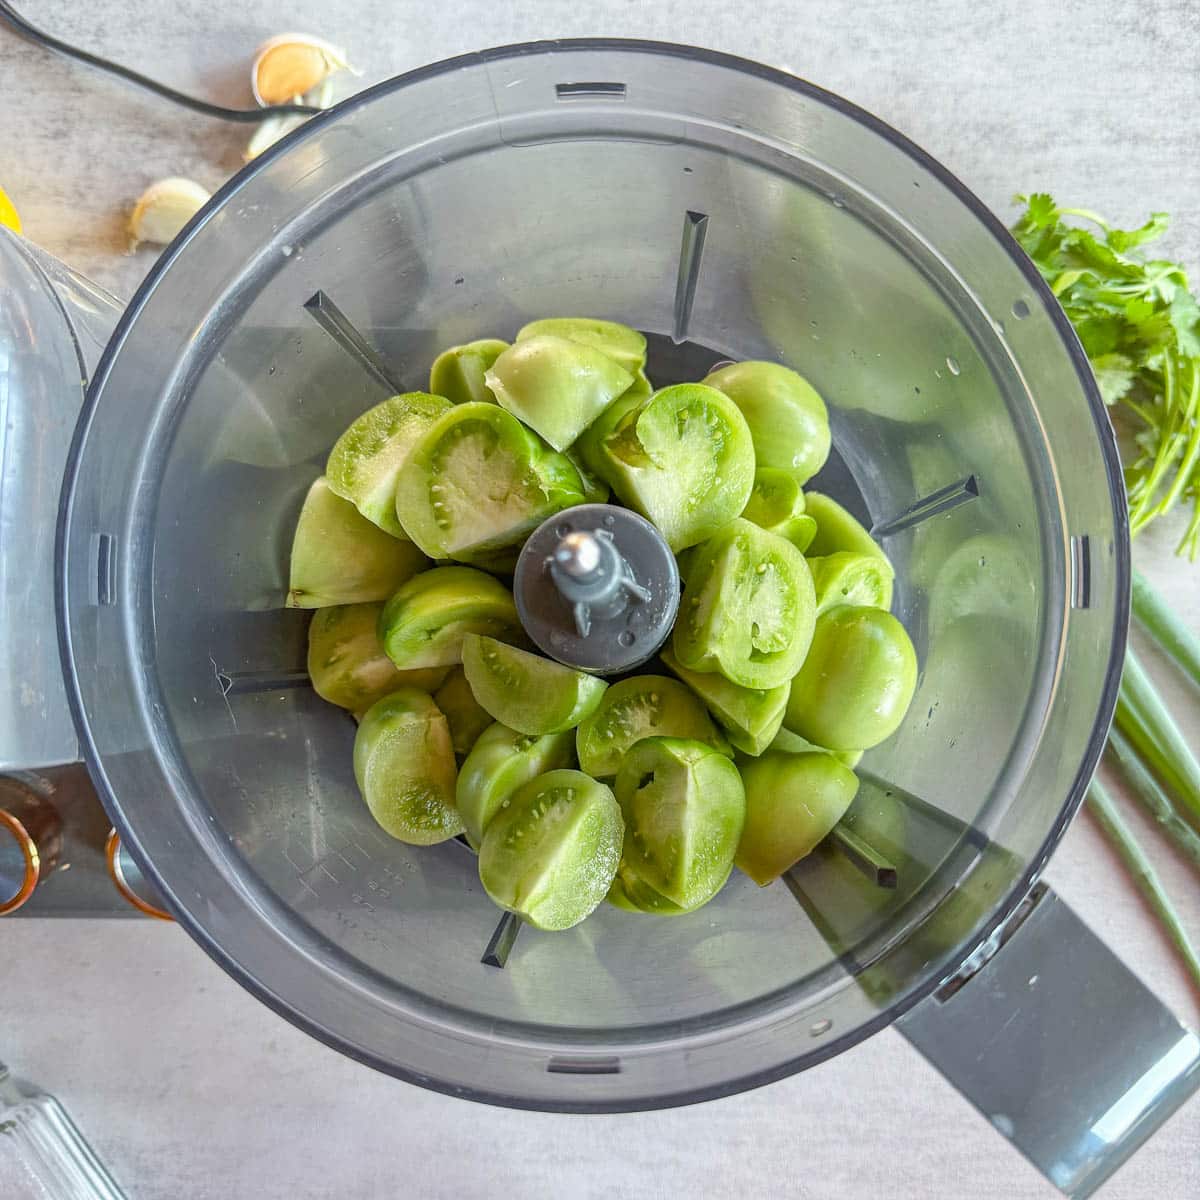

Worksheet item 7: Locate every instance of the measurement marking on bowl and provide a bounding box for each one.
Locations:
[481,910,523,968]
[673,210,709,343]
[547,1056,621,1075]
[1070,535,1092,610]
[555,81,627,100]
[90,533,116,606]
[303,291,404,393]
[870,475,979,539]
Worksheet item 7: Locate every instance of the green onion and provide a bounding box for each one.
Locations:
[1131,569,1200,691]
[1086,779,1200,993]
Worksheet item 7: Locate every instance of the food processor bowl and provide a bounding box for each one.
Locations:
[58,41,1130,1116]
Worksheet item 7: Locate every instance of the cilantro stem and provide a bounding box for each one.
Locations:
[1108,728,1200,872]
[1131,569,1200,691]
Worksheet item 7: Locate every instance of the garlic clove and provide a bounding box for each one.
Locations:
[251,33,354,107]
[128,177,210,250]
[243,113,308,162]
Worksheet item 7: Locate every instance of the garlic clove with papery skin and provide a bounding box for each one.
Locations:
[252,34,354,107]
[128,177,210,250]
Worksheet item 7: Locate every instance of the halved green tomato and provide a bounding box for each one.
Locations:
[455,723,575,849]
[307,603,449,713]
[394,402,585,558]
[769,727,863,769]
[575,675,731,778]
[462,635,608,734]
[515,316,647,374]
[614,737,744,909]
[478,769,623,930]
[702,360,831,484]
[433,666,493,756]
[672,518,816,689]
[741,468,818,553]
[353,688,463,844]
[804,492,886,560]
[784,607,918,750]
[735,751,860,884]
[595,383,755,550]
[809,551,895,614]
[429,338,509,405]
[485,335,634,451]
[379,566,521,669]
[326,392,451,536]
[287,477,428,608]
[659,646,788,756]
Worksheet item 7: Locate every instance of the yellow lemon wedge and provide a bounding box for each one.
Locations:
[0,184,21,234]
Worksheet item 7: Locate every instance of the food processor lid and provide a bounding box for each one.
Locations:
[55,39,1129,1113]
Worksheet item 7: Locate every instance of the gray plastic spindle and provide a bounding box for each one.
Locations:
[514,504,680,673]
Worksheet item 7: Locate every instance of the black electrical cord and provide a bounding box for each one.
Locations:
[0,0,322,122]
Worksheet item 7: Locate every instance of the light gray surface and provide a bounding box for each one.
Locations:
[1,1,1199,1197]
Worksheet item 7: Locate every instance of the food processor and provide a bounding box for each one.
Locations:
[2,39,1198,1198]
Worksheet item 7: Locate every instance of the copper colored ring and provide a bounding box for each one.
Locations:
[0,809,40,915]
[105,829,173,921]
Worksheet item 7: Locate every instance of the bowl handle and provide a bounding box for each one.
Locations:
[897,882,1200,1198]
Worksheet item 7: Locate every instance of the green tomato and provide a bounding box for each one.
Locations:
[455,723,575,849]
[564,446,611,504]
[287,477,428,608]
[740,468,818,552]
[462,634,608,735]
[393,402,585,559]
[379,565,521,670]
[804,492,886,560]
[595,383,756,550]
[515,316,647,374]
[808,551,895,614]
[307,603,450,714]
[432,666,493,757]
[573,369,653,479]
[478,769,623,931]
[735,751,859,884]
[605,864,689,915]
[353,688,463,844]
[784,607,918,750]
[614,737,744,910]
[575,675,731,778]
[326,392,452,536]
[428,338,509,405]
[485,335,634,451]
[659,645,788,757]
[768,727,863,769]
[703,360,830,483]
[673,518,816,690]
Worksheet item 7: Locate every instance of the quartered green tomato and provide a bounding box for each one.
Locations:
[433,667,493,757]
[455,722,575,849]
[353,688,463,844]
[573,370,653,479]
[769,727,863,769]
[307,603,450,714]
[784,607,918,750]
[809,551,895,614]
[702,360,830,484]
[485,335,634,451]
[740,468,818,553]
[659,645,788,757]
[379,565,522,670]
[428,338,509,405]
[672,518,817,690]
[575,675,731,778]
[606,863,689,915]
[614,737,745,910]
[594,383,755,551]
[462,635,608,735]
[478,769,623,930]
[515,316,647,374]
[735,751,859,885]
[326,392,451,536]
[804,492,887,560]
[393,402,585,559]
[564,446,611,504]
[287,477,428,608]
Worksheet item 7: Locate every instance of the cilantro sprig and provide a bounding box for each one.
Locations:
[1011,194,1200,558]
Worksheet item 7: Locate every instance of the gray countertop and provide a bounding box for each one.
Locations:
[2,1,1199,1197]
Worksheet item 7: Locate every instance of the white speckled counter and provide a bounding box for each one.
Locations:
[1,2,1198,1196]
